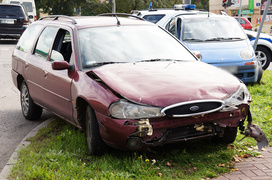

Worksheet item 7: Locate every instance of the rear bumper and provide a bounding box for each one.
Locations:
[0,26,27,39]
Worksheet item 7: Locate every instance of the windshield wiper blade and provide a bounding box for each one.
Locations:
[84,61,122,68]
[204,37,224,41]
[204,37,243,41]
[183,38,204,42]
[136,59,174,63]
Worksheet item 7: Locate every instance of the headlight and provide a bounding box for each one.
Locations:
[109,100,164,119]
[240,49,254,59]
[223,83,250,107]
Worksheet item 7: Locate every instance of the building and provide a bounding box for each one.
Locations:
[210,0,272,33]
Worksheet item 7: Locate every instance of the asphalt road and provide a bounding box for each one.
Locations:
[0,39,52,172]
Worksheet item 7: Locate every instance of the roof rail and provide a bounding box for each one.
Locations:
[98,13,145,21]
[39,15,77,24]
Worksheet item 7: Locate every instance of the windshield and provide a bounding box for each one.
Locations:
[182,17,247,42]
[22,2,33,12]
[78,25,196,68]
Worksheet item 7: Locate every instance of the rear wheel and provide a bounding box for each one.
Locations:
[20,80,42,120]
[85,105,107,156]
[212,127,237,144]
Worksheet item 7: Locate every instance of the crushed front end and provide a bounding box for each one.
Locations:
[99,83,268,151]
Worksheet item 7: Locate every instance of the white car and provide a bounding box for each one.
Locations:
[133,4,209,29]
[245,30,272,70]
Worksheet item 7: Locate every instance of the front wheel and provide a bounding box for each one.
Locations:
[20,80,43,120]
[255,46,271,70]
[85,105,107,156]
[212,127,237,144]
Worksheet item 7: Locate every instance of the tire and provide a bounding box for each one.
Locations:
[20,80,43,120]
[85,105,107,156]
[212,127,237,144]
[255,46,271,70]
[257,64,263,84]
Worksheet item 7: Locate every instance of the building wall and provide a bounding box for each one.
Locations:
[210,0,272,33]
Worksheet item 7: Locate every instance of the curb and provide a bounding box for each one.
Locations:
[0,118,54,180]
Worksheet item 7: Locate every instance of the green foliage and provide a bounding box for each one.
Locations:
[10,117,238,180]
[35,0,209,16]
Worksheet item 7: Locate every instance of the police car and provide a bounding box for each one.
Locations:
[136,4,263,83]
[245,30,272,70]
[134,4,207,29]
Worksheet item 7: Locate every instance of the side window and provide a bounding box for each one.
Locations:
[16,24,43,52]
[50,29,72,63]
[34,26,58,59]
[168,18,176,36]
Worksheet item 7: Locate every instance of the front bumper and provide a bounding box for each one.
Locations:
[213,62,260,83]
[97,104,249,151]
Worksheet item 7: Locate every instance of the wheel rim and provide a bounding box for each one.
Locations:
[21,84,29,116]
[255,50,267,68]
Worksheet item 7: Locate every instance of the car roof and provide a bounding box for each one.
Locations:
[136,8,211,28]
[0,3,23,7]
[36,15,156,29]
[176,14,232,20]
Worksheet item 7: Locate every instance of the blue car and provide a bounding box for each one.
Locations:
[165,14,262,83]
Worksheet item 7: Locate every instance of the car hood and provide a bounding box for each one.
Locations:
[183,40,251,64]
[91,61,240,107]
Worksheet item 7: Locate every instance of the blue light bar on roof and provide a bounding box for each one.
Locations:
[174,4,196,10]
[185,4,196,10]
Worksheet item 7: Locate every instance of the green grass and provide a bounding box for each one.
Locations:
[9,71,272,180]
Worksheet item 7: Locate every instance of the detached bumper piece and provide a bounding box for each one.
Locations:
[240,109,269,150]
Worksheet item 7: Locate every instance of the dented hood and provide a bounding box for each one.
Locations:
[90,61,241,107]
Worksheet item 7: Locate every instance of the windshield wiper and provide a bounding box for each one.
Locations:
[84,61,122,68]
[136,59,174,63]
[204,37,243,41]
[183,38,204,42]
[204,37,224,41]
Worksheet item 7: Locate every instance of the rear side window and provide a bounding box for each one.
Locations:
[0,5,24,18]
[143,15,165,23]
[34,26,58,59]
[22,2,33,12]
[16,24,43,53]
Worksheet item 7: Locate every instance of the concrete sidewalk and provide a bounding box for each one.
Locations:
[213,146,272,180]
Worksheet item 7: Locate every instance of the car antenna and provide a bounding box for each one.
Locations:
[114,14,121,25]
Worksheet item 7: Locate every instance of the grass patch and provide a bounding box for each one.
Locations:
[9,71,272,180]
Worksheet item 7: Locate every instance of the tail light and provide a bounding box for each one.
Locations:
[34,16,37,21]
[23,17,29,25]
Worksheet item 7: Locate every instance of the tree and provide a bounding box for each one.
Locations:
[36,0,88,16]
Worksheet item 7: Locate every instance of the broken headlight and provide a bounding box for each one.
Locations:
[109,100,164,119]
[222,83,250,110]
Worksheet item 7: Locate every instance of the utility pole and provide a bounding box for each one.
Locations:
[112,0,116,13]
[253,0,271,51]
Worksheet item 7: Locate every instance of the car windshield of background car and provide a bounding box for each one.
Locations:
[0,5,24,17]
[78,25,196,68]
[22,2,33,12]
[182,17,247,42]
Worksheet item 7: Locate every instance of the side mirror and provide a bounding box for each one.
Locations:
[192,51,201,60]
[246,33,253,40]
[52,61,74,71]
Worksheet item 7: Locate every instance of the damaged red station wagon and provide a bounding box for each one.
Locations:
[11,14,262,155]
